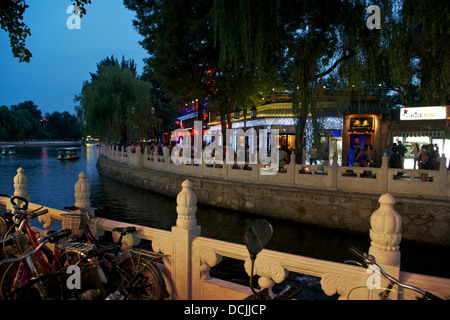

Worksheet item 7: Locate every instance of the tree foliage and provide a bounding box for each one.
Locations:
[0,0,92,62]
[42,111,82,140]
[75,56,159,143]
[211,0,449,161]
[124,0,273,139]
[0,101,82,141]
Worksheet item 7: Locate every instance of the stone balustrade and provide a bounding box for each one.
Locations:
[1,167,449,300]
[103,145,449,200]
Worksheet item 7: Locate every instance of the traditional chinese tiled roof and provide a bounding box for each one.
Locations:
[207,100,389,125]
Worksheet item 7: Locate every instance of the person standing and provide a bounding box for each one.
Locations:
[353,143,361,167]
[413,143,420,169]
[389,145,403,169]
[279,146,288,172]
[362,144,372,167]
[308,143,318,165]
[397,141,407,165]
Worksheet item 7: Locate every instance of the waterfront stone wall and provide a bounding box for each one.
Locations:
[97,156,450,246]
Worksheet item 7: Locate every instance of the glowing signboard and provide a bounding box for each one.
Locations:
[400,106,446,121]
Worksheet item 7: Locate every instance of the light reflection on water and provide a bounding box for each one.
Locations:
[0,145,448,279]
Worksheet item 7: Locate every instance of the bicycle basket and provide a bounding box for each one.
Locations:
[62,213,91,237]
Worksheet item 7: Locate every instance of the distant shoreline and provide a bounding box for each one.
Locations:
[0,140,82,147]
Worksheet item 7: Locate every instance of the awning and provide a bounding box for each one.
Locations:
[177,112,198,121]
[394,130,446,138]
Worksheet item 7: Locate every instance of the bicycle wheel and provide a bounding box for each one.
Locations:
[0,261,19,300]
[57,251,106,299]
[119,255,168,300]
[0,260,65,300]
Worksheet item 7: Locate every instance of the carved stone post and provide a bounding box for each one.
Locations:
[170,179,201,299]
[69,172,103,238]
[10,167,30,210]
[380,152,389,193]
[331,152,338,189]
[369,193,402,266]
[369,193,402,299]
[74,172,91,210]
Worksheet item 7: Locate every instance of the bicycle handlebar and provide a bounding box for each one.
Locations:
[348,246,443,300]
[64,205,102,213]
[0,228,72,266]
[64,206,84,212]
[0,208,49,244]
[10,195,29,210]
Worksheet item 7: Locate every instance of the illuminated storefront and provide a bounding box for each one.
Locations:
[340,99,390,167]
[207,103,343,164]
[392,106,448,169]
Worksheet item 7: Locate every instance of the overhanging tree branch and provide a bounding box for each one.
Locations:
[313,49,356,80]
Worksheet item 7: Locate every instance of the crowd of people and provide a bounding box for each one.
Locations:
[109,139,444,172]
[384,141,441,170]
[352,143,374,168]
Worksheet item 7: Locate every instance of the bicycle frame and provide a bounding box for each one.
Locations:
[2,229,71,300]
[61,206,169,300]
[347,246,444,300]
[3,218,69,299]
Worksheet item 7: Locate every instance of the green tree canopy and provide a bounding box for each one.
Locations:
[0,102,81,141]
[125,0,275,139]
[211,0,449,161]
[43,111,82,140]
[76,56,158,143]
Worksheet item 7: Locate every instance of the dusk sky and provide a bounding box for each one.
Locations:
[0,0,148,115]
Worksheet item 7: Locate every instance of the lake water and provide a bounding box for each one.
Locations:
[1,145,448,283]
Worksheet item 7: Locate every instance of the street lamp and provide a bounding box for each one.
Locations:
[251,104,257,119]
[234,106,241,120]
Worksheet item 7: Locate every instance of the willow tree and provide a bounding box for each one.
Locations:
[212,0,449,163]
[212,0,365,162]
[125,0,219,130]
[75,57,155,144]
[381,0,450,106]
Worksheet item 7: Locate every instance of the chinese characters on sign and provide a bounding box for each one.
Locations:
[400,107,447,121]
[349,117,374,131]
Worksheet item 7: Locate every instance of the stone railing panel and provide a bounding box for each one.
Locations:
[388,169,440,197]
[295,164,333,189]
[202,162,227,179]
[227,164,258,182]
[337,167,384,194]
[102,144,448,200]
[260,164,294,185]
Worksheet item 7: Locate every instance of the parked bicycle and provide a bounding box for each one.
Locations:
[0,196,71,300]
[0,227,72,300]
[60,205,170,300]
[1,195,53,262]
[243,219,303,300]
[106,272,144,300]
[346,246,445,300]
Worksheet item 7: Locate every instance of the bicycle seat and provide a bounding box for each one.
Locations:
[112,226,136,235]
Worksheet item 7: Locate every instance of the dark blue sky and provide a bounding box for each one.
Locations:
[0,0,148,115]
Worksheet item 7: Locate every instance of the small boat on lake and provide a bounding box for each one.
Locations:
[57,147,79,160]
[1,145,16,155]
